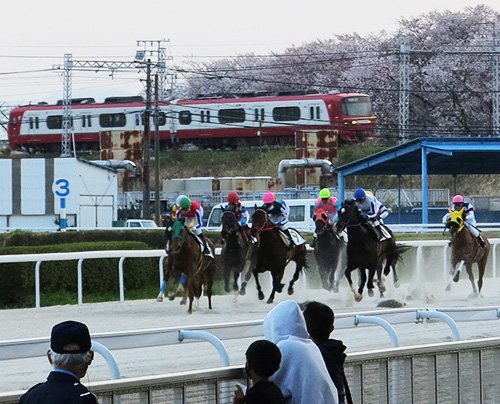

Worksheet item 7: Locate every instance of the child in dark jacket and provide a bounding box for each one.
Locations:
[302,301,353,404]
[233,339,285,404]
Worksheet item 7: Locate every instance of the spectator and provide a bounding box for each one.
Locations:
[302,301,353,404]
[233,339,285,404]
[19,320,97,404]
[263,300,338,404]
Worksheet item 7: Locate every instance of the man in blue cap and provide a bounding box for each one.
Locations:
[19,320,98,403]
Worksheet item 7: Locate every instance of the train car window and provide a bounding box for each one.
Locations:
[341,96,372,116]
[158,112,166,126]
[309,107,314,120]
[289,205,305,222]
[272,106,301,121]
[82,115,86,128]
[29,117,33,129]
[179,110,192,125]
[260,108,265,121]
[206,110,211,123]
[47,115,63,129]
[135,114,140,126]
[254,109,259,121]
[316,106,321,119]
[200,111,205,123]
[218,108,245,124]
[87,115,92,127]
[99,113,126,128]
[35,117,39,129]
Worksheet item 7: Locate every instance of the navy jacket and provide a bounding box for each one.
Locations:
[19,371,98,404]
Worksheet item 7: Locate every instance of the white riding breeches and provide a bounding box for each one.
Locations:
[465,222,480,237]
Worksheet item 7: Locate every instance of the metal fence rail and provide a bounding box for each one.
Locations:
[1,338,498,404]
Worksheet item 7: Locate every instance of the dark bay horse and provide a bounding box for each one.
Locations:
[335,199,407,302]
[166,221,216,313]
[445,209,490,296]
[221,210,248,293]
[240,208,307,304]
[313,208,346,292]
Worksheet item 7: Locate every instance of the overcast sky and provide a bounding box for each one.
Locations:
[1,0,499,110]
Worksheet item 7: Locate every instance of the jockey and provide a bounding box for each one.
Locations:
[311,188,338,247]
[261,191,295,247]
[442,194,486,248]
[176,196,213,257]
[223,192,251,241]
[353,188,389,241]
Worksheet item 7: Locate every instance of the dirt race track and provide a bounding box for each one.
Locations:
[1,263,499,393]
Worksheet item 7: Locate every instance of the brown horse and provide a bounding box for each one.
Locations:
[335,199,407,302]
[166,220,216,313]
[239,208,307,304]
[313,208,347,292]
[221,210,248,293]
[445,209,490,296]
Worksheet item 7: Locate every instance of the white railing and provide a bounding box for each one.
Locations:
[1,239,499,308]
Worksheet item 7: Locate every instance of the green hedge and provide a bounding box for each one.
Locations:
[0,241,159,308]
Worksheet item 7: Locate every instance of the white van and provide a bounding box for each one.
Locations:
[205,199,316,232]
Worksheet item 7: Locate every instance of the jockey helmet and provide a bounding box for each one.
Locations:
[227,192,240,204]
[354,188,366,200]
[262,191,276,204]
[175,194,188,206]
[452,194,464,204]
[319,188,331,199]
[179,196,192,210]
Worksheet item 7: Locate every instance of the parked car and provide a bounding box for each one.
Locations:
[125,219,158,228]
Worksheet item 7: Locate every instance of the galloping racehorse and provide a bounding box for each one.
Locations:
[221,210,248,293]
[239,208,307,304]
[336,199,406,302]
[445,209,490,296]
[165,220,216,313]
[313,208,346,292]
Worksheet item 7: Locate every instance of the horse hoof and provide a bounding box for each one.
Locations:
[333,286,339,293]
[453,274,460,283]
[276,283,284,293]
[258,292,265,300]
[239,288,246,296]
[224,286,231,293]
[180,299,187,305]
[468,292,479,298]
[287,286,294,295]
[394,280,400,288]
[445,284,451,291]
[368,289,374,297]
[266,298,274,304]
[156,297,163,302]
[354,294,363,302]
[168,295,175,301]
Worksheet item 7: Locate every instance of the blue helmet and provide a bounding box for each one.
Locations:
[354,188,366,200]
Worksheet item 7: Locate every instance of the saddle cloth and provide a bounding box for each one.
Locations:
[278,228,306,247]
[191,232,214,256]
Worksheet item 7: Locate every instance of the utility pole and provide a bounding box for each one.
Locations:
[61,54,74,157]
[493,23,500,136]
[399,40,411,143]
[154,74,161,225]
[142,60,152,220]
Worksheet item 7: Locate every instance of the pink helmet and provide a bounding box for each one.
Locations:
[262,191,276,204]
[452,194,464,204]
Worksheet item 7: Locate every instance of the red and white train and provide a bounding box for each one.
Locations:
[7,91,376,151]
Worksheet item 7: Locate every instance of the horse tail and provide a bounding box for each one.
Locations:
[393,243,411,261]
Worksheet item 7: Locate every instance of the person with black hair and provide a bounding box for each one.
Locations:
[233,339,285,404]
[19,320,97,404]
[302,301,353,404]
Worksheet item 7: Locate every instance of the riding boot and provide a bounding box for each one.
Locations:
[199,234,214,257]
[476,235,486,248]
[310,234,317,248]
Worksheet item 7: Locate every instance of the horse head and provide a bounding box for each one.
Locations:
[335,199,361,232]
[447,208,466,236]
[170,220,188,255]
[314,208,329,235]
[251,208,270,232]
[221,210,239,235]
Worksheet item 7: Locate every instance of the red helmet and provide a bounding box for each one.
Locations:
[227,192,240,204]
[452,195,464,204]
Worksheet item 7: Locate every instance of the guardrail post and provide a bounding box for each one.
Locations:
[35,261,42,309]
[118,257,125,302]
[354,315,399,347]
[492,242,497,278]
[77,258,84,305]
[159,255,166,287]
[179,330,230,366]
[91,340,120,379]
[416,309,461,340]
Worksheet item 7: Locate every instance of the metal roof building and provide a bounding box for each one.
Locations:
[334,137,500,224]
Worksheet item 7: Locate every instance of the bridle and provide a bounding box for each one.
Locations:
[222,210,239,234]
[251,209,274,232]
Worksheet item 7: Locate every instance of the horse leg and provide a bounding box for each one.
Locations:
[366,268,377,297]
[477,255,487,294]
[376,263,386,296]
[357,268,367,299]
[345,267,362,302]
[254,272,265,301]
[287,263,302,295]
[466,263,479,297]
[268,273,283,304]
[232,268,240,293]
[156,280,166,302]
[223,261,231,293]
[239,258,254,296]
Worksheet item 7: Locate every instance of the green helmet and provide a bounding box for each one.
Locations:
[319,188,331,199]
[179,196,191,210]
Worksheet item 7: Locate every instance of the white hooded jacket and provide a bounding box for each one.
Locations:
[263,300,339,404]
